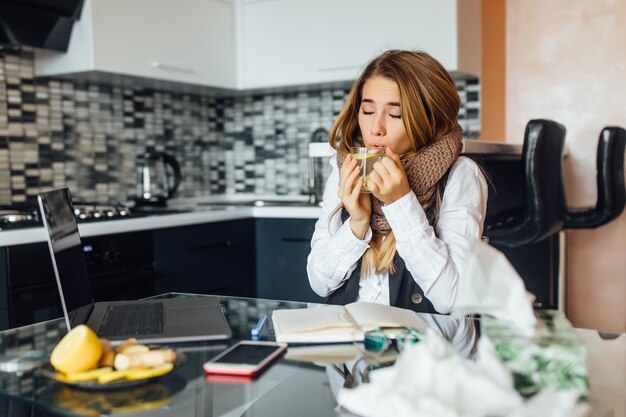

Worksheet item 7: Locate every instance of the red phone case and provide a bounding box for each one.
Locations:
[204,373,256,384]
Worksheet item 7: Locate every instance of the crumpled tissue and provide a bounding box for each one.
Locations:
[338,330,587,417]
[452,238,537,336]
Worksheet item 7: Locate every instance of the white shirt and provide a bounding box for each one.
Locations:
[306,156,488,314]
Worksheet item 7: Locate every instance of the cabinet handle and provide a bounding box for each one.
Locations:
[281,237,310,243]
[190,241,232,252]
[150,62,195,74]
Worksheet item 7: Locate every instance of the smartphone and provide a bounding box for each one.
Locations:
[203,341,287,377]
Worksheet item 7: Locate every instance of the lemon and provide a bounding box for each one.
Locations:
[63,366,114,382]
[125,363,174,380]
[96,363,174,384]
[50,325,102,374]
[352,153,381,160]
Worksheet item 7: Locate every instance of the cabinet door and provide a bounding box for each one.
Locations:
[255,218,324,303]
[153,219,255,297]
[239,0,330,89]
[321,0,458,74]
[0,249,9,330]
[239,0,458,89]
[37,0,237,89]
[92,0,236,87]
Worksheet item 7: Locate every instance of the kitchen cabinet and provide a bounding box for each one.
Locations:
[153,219,255,297]
[473,156,558,309]
[255,218,324,303]
[35,0,237,89]
[239,0,463,89]
[0,249,8,330]
[35,0,476,91]
[0,231,156,330]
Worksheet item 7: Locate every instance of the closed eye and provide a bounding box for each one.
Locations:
[389,114,401,119]
[361,109,374,115]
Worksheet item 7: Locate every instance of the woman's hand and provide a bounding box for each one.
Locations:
[338,154,371,239]
[367,147,411,205]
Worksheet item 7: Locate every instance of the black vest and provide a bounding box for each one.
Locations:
[326,256,439,313]
[326,170,450,314]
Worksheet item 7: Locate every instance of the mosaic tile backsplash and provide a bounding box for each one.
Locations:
[0,46,481,204]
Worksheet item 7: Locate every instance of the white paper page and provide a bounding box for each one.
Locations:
[345,302,427,331]
[272,305,360,343]
[272,305,356,333]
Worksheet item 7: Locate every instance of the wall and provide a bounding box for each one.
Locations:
[480,0,506,141]
[457,0,482,78]
[0,46,481,205]
[506,0,626,332]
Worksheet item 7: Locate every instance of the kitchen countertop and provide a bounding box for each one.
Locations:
[0,205,323,247]
[462,139,522,156]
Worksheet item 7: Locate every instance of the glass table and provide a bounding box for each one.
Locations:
[0,293,623,417]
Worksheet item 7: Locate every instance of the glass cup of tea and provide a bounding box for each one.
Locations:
[349,147,386,193]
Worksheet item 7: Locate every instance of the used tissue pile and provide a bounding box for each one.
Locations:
[337,239,589,417]
[338,329,586,417]
[454,239,588,398]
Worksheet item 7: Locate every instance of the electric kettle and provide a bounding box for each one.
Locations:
[135,152,182,206]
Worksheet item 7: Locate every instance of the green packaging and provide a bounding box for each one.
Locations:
[483,310,588,398]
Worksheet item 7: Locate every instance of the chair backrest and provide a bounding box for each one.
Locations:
[522,119,567,241]
[596,127,626,224]
[564,126,626,229]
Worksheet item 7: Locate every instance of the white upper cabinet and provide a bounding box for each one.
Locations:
[35,0,475,91]
[35,0,237,89]
[238,0,462,90]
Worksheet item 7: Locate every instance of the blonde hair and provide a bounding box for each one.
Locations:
[329,50,461,274]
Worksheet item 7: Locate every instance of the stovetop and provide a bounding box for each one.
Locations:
[0,201,172,230]
[73,202,132,221]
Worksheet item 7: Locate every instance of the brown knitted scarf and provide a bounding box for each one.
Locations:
[337,125,463,233]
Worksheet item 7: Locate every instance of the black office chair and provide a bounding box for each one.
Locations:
[563,127,625,229]
[485,119,567,247]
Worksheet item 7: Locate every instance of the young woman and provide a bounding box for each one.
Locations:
[306,50,488,314]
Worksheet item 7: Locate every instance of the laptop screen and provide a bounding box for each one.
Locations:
[37,188,95,330]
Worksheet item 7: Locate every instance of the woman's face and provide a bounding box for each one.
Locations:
[357,76,413,155]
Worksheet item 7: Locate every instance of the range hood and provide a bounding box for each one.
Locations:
[0,0,84,52]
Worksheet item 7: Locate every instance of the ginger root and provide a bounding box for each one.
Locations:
[120,344,150,354]
[114,338,138,353]
[99,350,115,367]
[100,339,113,354]
[114,349,176,371]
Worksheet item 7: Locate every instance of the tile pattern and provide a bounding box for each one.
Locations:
[456,77,481,138]
[0,46,481,204]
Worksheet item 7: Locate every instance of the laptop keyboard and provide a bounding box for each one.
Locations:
[99,303,164,337]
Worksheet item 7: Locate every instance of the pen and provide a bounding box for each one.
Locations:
[251,314,267,340]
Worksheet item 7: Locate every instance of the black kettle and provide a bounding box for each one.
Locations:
[135,152,182,207]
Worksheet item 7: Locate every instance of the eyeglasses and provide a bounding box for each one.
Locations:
[362,327,422,355]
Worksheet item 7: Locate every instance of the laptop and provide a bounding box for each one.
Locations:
[37,188,233,343]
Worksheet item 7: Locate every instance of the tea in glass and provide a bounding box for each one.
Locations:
[349,147,386,193]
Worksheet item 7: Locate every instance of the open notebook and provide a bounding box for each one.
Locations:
[272,302,427,344]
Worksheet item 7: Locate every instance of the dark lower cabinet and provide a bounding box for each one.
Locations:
[153,219,256,297]
[0,231,156,330]
[0,216,318,330]
[255,218,325,303]
[472,155,559,309]
[494,237,559,309]
[0,248,9,330]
